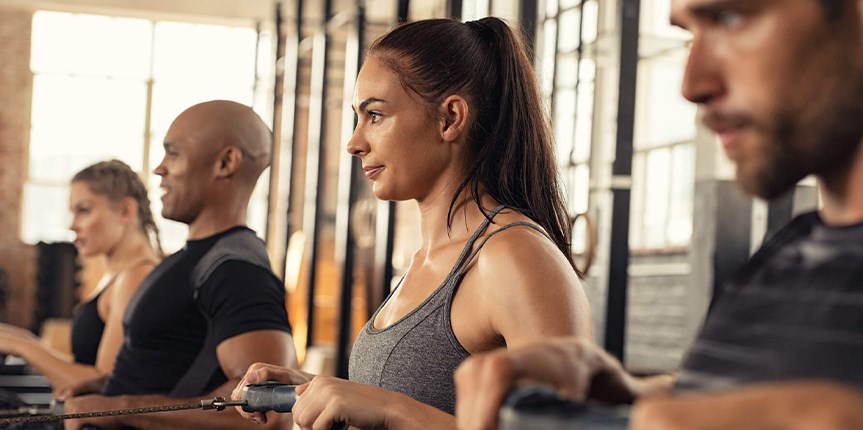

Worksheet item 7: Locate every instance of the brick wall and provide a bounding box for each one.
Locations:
[0,5,35,327]
[626,252,692,372]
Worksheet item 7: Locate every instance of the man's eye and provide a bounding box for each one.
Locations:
[716,10,744,29]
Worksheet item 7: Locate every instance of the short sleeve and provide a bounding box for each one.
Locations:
[195,260,291,344]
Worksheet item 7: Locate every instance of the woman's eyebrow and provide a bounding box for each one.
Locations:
[354,97,387,113]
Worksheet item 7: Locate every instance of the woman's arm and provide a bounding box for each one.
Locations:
[0,323,100,388]
[292,376,456,430]
[461,224,594,349]
[454,338,674,430]
[452,225,669,430]
[0,263,152,389]
[94,263,153,373]
[231,356,457,429]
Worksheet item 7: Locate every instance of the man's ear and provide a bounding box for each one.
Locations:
[439,95,469,143]
[215,146,243,179]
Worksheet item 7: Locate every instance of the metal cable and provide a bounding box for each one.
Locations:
[0,402,202,425]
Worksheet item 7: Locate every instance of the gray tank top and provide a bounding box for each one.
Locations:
[348,205,549,414]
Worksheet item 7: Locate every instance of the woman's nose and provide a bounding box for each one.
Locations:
[346,130,368,157]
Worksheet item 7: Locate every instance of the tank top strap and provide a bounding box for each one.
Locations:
[452,220,550,279]
[444,204,509,280]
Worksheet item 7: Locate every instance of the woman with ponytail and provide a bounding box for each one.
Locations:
[233,17,592,429]
[0,159,160,390]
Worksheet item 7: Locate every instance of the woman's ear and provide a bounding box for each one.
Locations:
[439,95,469,143]
[215,145,243,179]
[119,196,139,224]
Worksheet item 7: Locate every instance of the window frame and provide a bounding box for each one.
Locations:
[23,10,273,252]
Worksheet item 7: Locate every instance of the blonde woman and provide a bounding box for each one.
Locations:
[0,160,161,389]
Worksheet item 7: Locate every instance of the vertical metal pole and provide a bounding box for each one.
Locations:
[447,0,463,19]
[142,24,156,186]
[265,5,284,243]
[604,0,640,361]
[303,0,333,349]
[370,0,411,310]
[766,189,795,239]
[373,202,397,312]
[519,0,538,59]
[334,3,366,379]
[712,182,753,302]
[142,79,154,185]
[279,0,304,278]
[397,0,410,23]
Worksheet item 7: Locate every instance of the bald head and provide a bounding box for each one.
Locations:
[170,100,272,185]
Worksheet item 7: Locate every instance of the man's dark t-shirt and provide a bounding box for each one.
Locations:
[104,226,290,396]
[678,212,863,392]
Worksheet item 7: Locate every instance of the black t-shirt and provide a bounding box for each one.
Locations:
[678,212,863,392]
[104,227,290,396]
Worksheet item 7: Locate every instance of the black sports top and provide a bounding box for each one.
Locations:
[69,290,105,365]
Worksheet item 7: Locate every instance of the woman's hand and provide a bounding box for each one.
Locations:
[231,362,314,424]
[0,322,39,356]
[232,364,455,429]
[54,373,109,400]
[292,376,405,430]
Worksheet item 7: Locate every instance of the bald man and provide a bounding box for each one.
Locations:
[61,101,295,430]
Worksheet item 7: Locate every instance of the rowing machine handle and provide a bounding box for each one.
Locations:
[241,381,298,413]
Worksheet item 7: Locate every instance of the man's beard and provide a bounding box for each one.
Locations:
[732,74,863,200]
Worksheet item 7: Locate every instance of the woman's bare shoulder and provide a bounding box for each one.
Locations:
[111,261,156,297]
[473,217,577,290]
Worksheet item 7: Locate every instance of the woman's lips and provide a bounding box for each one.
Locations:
[364,166,384,179]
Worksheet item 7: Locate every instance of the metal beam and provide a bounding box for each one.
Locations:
[712,181,752,301]
[604,0,640,361]
[397,0,409,23]
[447,0,462,19]
[334,2,366,379]
[303,0,333,349]
[366,1,407,318]
[766,188,795,239]
[278,0,303,279]
[372,201,396,312]
[519,0,538,59]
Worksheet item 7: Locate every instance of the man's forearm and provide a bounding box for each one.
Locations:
[112,381,287,430]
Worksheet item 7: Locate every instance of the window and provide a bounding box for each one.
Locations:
[537,0,598,256]
[461,0,491,20]
[630,0,696,250]
[23,11,273,252]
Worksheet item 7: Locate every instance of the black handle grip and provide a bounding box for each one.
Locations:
[241,382,298,413]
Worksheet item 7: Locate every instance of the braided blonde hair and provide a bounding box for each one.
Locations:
[72,160,164,257]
